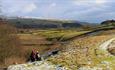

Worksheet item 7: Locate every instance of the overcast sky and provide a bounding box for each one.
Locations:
[1,0,115,23]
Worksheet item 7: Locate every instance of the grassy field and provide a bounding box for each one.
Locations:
[29,29,89,41]
[17,29,89,44]
[1,27,115,69]
[1,18,115,69]
[15,29,89,58]
[0,29,88,66]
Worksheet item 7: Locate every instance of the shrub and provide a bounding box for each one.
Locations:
[0,20,22,66]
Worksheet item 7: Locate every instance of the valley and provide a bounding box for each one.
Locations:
[0,18,115,70]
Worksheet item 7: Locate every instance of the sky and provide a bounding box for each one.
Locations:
[1,0,115,23]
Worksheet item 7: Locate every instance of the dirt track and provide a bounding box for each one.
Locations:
[99,38,115,51]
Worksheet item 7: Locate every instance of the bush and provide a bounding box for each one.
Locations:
[0,20,22,66]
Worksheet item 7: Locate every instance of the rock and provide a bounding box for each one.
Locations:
[7,61,68,70]
[78,66,103,70]
[108,47,115,55]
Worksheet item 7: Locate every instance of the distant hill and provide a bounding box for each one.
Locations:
[5,17,95,29]
[101,20,115,26]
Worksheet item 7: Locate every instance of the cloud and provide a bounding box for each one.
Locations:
[96,12,115,18]
[37,2,59,18]
[50,3,56,7]
[63,0,109,18]
[95,0,107,4]
[1,0,37,15]
[23,3,37,13]
[73,0,107,7]
[1,0,115,23]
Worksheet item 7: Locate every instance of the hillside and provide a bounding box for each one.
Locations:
[1,18,115,70]
[47,29,115,70]
[5,17,95,29]
[7,29,115,70]
[101,20,115,26]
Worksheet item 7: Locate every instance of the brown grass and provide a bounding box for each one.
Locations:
[0,22,23,67]
[4,56,26,66]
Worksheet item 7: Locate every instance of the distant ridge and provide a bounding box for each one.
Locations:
[5,17,95,29]
[101,20,115,25]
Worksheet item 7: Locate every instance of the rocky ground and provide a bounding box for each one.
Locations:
[8,61,68,70]
[7,37,115,70]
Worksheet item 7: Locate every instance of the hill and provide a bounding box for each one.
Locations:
[101,20,115,26]
[7,28,115,70]
[5,17,95,29]
[48,29,115,70]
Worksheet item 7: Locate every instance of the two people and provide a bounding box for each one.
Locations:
[30,50,42,62]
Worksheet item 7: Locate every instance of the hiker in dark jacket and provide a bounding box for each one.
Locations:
[30,50,36,62]
[36,51,41,61]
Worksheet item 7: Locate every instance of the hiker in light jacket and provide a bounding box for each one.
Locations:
[36,51,42,61]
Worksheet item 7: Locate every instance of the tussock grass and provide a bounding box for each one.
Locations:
[0,23,23,67]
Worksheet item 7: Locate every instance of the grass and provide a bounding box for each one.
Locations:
[31,29,89,41]
[10,29,89,69]
[15,29,90,60]
[1,27,115,69]
[11,29,80,65]
[17,29,89,45]
[0,23,23,67]
[47,30,115,69]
